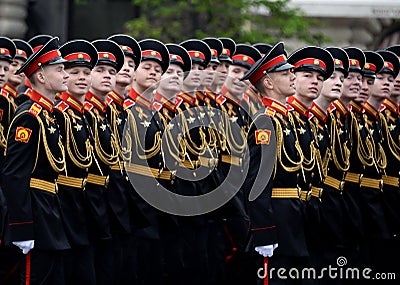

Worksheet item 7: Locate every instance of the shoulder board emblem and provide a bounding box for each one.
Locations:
[264,107,276,118]
[123,98,135,110]
[106,96,113,107]
[55,101,69,113]
[243,93,249,103]
[15,126,33,143]
[175,96,184,109]
[84,102,94,111]
[286,104,294,111]
[29,102,42,117]
[255,129,271,145]
[152,101,163,112]
[216,94,226,105]
[1,89,9,98]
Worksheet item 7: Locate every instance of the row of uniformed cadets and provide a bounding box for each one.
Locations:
[0,32,399,285]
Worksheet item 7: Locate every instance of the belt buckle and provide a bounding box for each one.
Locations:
[358,174,363,184]
[339,180,345,192]
[82,177,87,190]
[105,175,109,188]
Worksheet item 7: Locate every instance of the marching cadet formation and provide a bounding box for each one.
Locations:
[0,33,398,285]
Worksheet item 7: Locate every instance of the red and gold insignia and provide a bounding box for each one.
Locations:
[55,101,69,113]
[28,103,42,117]
[265,107,276,118]
[15,126,32,143]
[84,102,93,111]
[152,101,162,112]
[216,94,226,105]
[255,129,271,145]
[123,99,135,110]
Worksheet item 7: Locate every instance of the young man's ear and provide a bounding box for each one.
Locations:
[35,70,46,84]
[264,75,274,90]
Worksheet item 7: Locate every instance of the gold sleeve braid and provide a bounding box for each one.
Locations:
[329,113,350,172]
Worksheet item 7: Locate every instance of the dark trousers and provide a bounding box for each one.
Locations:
[225,251,264,285]
[0,246,19,285]
[135,236,163,285]
[19,249,65,285]
[111,233,131,285]
[93,239,113,285]
[206,220,228,285]
[63,245,95,285]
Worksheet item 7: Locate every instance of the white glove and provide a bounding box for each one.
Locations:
[255,243,278,257]
[13,240,35,254]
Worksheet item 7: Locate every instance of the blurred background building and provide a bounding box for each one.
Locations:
[0,0,399,50]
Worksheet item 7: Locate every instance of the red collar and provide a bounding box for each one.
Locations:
[348,100,363,114]
[380,98,399,114]
[135,95,153,110]
[2,83,18,98]
[245,86,260,103]
[154,91,182,112]
[205,87,217,101]
[60,92,84,113]
[30,90,54,112]
[328,99,348,117]
[286,96,309,117]
[127,87,140,102]
[363,101,379,119]
[85,91,107,112]
[178,91,197,106]
[220,85,242,106]
[262,97,288,117]
[107,90,124,107]
[309,102,328,123]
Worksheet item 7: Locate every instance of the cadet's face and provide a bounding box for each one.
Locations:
[370,72,394,100]
[320,70,345,101]
[294,70,324,100]
[200,63,218,87]
[158,64,184,96]
[391,72,400,98]
[213,61,230,86]
[116,56,135,87]
[341,71,362,101]
[225,65,248,97]
[183,63,203,90]
[66,66,91,97]
[7,58,25,87]
[42,63,69,92]
[356,76,375,104]
[268,68,296,97]
[135,60,162,91]
[90,64,117,95]
[0,60,11,88]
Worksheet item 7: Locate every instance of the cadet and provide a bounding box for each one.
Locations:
[242,41,302,285]
[2,36,70,284]
[200,37,223,107]
[55,39,98,285]
[124,38,170,285]
[381,45,400,275]
[107,34,145,285]
[363,49,398,276]
[0,36,17,285]
[84,39,124,285]
[312,47,350,281]
[210,37,236,94]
